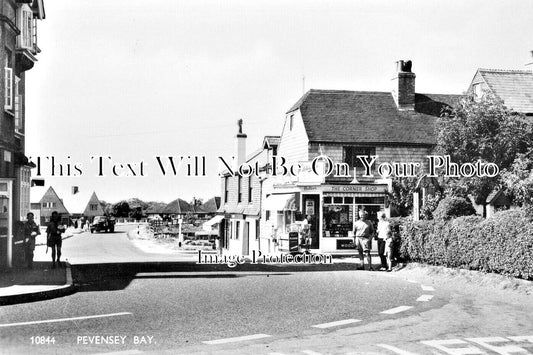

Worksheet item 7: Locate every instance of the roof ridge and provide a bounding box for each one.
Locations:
[479,68,533,74]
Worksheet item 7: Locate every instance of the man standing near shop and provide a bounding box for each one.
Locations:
[23,212,40,269]
[46,211,65,269]
[353,210,374,270]
[376,212,390,271]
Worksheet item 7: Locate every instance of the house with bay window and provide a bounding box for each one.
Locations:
[0,0,45,269]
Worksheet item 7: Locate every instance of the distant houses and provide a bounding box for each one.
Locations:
[30,186,106,225]
[30,185,220,225]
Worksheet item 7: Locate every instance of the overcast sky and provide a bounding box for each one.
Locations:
[25,0,533,204]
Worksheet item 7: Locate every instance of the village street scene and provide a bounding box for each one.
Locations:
[1,1,533,354]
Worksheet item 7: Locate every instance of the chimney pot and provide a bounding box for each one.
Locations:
[392,60,416,111]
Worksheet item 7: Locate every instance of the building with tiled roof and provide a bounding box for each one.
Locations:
[219,60,462,257]
[163,198,193,215]
[468,69,533,114]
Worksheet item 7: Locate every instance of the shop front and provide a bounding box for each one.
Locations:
[302,183,390,254]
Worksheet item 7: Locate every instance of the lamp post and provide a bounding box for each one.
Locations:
[178,216,183,247]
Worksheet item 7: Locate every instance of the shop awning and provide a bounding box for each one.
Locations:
[203,215,224,227]
[264,194,296,211]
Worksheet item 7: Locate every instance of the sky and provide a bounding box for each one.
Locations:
[25,0,533,204]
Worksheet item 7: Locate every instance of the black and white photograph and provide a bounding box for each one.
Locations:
[1,0,533,354]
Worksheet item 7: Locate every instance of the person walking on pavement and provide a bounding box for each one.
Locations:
[22,212,40,269]
[353,210,375,270]
[46,211,65,269]
[376,212,390,271]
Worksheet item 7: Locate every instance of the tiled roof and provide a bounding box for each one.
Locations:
[163,198,193,214]
[287,90,461,145]
[196,197,221,213]
[477,69,533,114]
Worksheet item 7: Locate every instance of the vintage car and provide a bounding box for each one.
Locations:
[90,216,116,233]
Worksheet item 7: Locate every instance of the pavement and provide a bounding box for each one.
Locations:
[0,262,74,306]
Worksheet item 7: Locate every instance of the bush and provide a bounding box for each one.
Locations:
[397,208,533,280]
[432,196,476,220]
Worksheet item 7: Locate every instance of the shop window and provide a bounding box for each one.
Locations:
[323,204,354,238]
[324,196,332,204]
[235,221,240,240]
[344,197,353,204]
[344,146,376,170]
[333,197,343,204]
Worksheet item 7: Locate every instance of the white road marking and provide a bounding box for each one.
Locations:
[0,312,132,328]
[268,353,286,355]
[508,336,533,343]
[421,339,486,355]
[376,343,419,355]
[203,333,271,345]
[416,294,434,302]
[93,351,143,355]
[301,351,323,355]
[466,337,529,355]
[381,306,413,314]
[406,279,418,284]
[421,285,435,291]
[312,319,361,328]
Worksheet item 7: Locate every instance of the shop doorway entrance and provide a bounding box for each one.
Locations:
[302,194,320,249]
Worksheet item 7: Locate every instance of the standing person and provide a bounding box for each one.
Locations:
[22,212,40,269]
[353,210,375,270]
[376,213,390,271]
[46,211,65,269]
[384,227,394,272]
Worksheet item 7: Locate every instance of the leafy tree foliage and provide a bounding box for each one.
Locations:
[112,201,130,217]
[500,150,533,206]
[436,94,533,204]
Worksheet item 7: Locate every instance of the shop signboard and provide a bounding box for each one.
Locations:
[303,184,388,193]
[337,239,356,250]
[289,232,299,253]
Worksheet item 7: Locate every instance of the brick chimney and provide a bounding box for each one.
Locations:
[235,119,247,167]
[392,60,416,111]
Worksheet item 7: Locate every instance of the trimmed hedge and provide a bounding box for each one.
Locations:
[398,208,533,280]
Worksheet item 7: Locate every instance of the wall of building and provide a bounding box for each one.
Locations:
[277,110,309,166]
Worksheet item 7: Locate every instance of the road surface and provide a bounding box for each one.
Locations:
[0,224,532,354]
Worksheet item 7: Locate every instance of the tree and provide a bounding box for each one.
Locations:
[500,151,533,206]
[436,94,533,204]
[112,201,130,218]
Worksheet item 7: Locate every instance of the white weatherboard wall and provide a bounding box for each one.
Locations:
[278,110,309,166]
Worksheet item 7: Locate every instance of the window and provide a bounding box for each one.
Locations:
[238,175,242,203]
[42,202,56,208]
[14,76,22,133]
[344,146,376,171]
[17,5,34,50]
[235,221,240,240]
[255,220,259,240]
[224,177,228,203]
[4,68,12,110]
[248,175,253,203]
[90,204,98,211]
[19,167,30,219]
[289,115,294,131]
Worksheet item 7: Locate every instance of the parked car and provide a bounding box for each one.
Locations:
[90,216,116,233]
